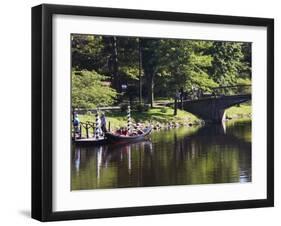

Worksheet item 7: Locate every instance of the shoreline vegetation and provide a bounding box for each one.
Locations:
[71,35,252,136]
[77,103,251,135]
[225,103,251,120]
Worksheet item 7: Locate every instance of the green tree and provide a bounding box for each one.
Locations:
[71,34,252,108]
[71,34,105,71]
[140,38,163,107]
[152,40,217,97]
[167,40,217,93]
[208,42,249,86]
[72,70,117,109]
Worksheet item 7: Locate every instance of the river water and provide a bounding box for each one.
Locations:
[71,120,251,190]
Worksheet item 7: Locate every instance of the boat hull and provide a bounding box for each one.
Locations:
[105,127,152,143]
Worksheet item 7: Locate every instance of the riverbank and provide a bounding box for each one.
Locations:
[78,103,251,132]
[79,106,201,131]
[225,103,251,120]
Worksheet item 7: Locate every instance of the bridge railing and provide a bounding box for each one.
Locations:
[211,85,251,97]
[180,85,251,101]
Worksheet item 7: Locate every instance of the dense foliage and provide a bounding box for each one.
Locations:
[72,70,117,108]
[71,34,251,108]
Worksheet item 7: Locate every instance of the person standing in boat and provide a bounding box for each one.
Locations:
[100,112,107,133]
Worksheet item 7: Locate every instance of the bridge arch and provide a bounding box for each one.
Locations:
[171,85,251,123]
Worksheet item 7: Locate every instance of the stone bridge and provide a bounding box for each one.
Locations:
[169,85,251,123]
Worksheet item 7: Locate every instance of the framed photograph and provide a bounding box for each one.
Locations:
[32,4,274,221]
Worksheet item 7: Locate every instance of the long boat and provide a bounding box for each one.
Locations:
[105,127,152,143]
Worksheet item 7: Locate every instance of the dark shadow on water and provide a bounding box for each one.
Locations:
[196,123,226,136]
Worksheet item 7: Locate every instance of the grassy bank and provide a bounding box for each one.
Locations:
[225,103,251,119]
[79,106,199,131]
[76,103,251,136]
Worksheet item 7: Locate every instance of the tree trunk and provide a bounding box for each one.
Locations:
[111,37,120,92]
[148,73,154,108]
[138,38,142,104]
[174,97,178,115]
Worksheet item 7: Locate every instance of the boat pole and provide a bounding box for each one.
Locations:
[127,105,132,134]
[95,111,101,139]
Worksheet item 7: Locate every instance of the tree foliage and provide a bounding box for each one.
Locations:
[71,34,251,108]
[207,42,251,85]
[72,70,117,108]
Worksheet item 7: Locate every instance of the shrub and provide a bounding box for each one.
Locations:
[72,70,117,109]
[134,104,149,112]
[120,104,129,112]
[160,107,168,113]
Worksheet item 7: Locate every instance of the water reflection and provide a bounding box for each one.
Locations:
[71,120,251,190]
[74,147,80,174]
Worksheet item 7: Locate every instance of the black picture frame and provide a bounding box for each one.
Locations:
[32,4,274,222]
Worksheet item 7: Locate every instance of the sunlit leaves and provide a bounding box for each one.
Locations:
[71,34,252,107]
[72,70,117,108]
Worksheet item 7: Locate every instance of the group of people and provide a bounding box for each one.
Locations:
[73,111,145,137]
[115,123,145,136]
[73,112,107,136]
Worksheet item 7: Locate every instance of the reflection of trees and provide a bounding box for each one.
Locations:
[194,123,251,149]
[225,119,252,143]
[71,122,251,190]
[184,122,251,185]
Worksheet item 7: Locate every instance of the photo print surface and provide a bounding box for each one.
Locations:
[71,34,252,190]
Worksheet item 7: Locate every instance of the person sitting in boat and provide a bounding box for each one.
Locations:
[130,129,138,136]
[121,128,128,136]
[100,112,107,133]
[116,127,125,136]
[133,123,143,135]
[116,128,122,135]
